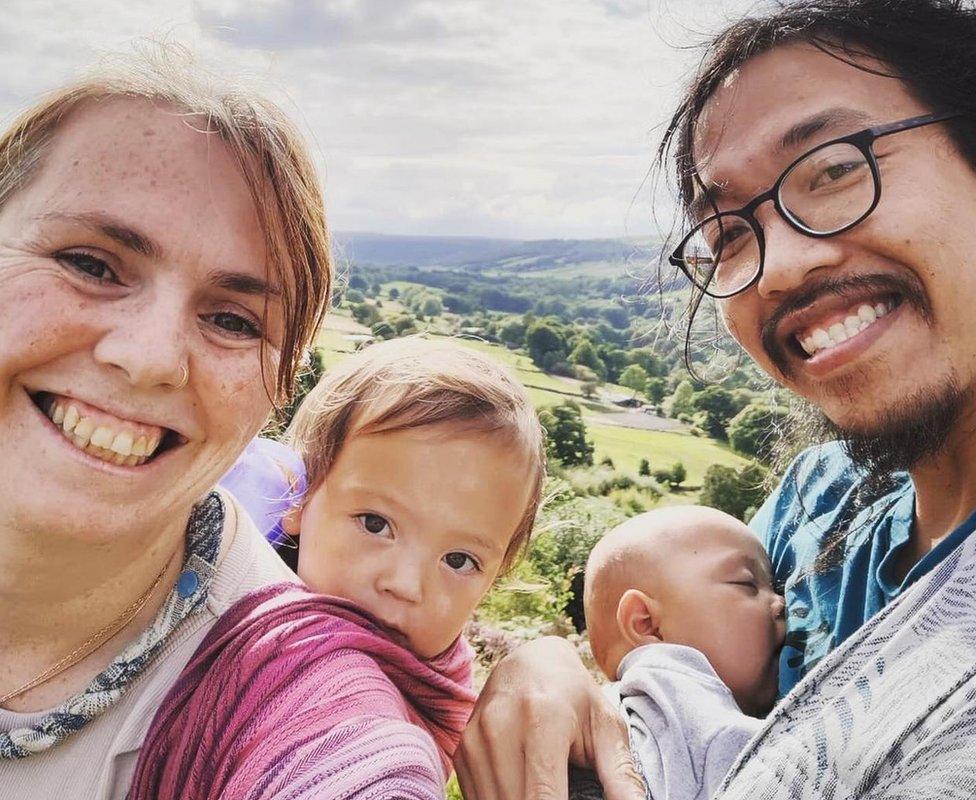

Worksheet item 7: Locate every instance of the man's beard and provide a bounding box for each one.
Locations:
[819,378,968,479]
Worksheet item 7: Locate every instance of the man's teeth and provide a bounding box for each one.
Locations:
[45,398,162,467]
[799,302,893,357]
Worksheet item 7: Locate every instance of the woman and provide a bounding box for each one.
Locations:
[0,48,331,797]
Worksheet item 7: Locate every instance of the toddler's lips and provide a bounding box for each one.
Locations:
[375,617,410,646]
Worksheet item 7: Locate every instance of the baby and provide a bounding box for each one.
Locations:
[582,506,786,800]
[150,338,546,799]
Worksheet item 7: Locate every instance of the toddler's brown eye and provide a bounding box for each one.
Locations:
[360,514,390,536]
[444,551,478,573]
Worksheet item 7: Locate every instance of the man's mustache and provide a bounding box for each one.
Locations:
[760,273,932,378]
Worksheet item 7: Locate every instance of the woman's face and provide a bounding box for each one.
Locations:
[0,98,281,543]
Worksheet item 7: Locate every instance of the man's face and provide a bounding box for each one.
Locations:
[694,43,976,436]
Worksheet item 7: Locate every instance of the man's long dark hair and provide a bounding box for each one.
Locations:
[655,0,976,574]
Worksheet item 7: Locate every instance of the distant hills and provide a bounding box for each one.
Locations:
[333,231,662,273]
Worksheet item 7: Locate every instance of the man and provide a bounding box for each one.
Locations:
[455,1,976,798]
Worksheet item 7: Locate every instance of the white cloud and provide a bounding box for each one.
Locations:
[3,0,761,238]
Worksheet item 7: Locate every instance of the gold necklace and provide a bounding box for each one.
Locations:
[0,552,178,706]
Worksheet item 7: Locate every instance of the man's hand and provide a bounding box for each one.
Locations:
[454,637,645,800]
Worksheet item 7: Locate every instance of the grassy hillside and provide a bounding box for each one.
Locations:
[315,316,746,489]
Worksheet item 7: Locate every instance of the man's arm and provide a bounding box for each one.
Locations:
[454,637,645,800]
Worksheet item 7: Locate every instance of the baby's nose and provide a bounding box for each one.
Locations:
[771,595,786,620]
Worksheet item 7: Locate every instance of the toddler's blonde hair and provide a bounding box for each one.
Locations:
[287,336,547,570]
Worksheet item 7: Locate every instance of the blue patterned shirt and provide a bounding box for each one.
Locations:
[750,441,976,696]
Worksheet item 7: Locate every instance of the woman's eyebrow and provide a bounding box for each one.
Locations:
[35,210,161,258]
[208,269,281,298]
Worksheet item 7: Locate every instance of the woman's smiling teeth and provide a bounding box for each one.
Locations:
[797,301,895,358]
[42,395,165,467]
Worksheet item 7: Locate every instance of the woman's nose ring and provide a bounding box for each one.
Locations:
[175,363,189,390]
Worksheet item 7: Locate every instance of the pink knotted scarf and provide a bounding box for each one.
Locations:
[128,582,476,799]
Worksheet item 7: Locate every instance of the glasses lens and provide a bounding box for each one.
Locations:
[780,142,876,233]
[681,214,760,296]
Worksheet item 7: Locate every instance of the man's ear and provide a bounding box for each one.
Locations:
[281,505,303,538]
[615,588,663,648]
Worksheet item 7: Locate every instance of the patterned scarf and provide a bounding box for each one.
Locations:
[0,492,223,759]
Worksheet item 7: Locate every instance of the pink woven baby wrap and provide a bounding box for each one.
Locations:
[128,582,476,799]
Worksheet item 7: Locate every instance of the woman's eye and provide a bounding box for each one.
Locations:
[443,551,480,574]
[357,513,392,538]
[57,251,119,284]
[205,311,262,339]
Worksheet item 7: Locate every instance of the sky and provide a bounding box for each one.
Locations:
[2,0,761,240]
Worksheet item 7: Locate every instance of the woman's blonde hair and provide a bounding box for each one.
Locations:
[0,43,331,401]
[287,336,547,570]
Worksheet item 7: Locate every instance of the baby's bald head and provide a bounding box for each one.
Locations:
[584,505,764,680]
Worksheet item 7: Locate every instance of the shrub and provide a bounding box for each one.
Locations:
[638,457,651,476]
[699,462,770,520]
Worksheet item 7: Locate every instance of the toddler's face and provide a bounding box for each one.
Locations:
[656,524,786,715]
[291,423,532,658]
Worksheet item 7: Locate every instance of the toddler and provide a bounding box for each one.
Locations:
[581,506,786,800]
[138,338,546,800]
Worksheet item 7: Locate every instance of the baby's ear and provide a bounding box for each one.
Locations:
[281,505,303,538]
[615,589,662,648]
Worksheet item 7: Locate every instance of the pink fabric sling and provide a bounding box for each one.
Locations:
[128,582,476,800]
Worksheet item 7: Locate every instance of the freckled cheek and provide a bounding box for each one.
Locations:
[0,290,102,377]
[202,360,274,437]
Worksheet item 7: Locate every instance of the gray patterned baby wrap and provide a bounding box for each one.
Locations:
[717,528,976,799]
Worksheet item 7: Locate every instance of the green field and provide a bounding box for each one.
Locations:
[587,423,744,484]
[314,319,746,487]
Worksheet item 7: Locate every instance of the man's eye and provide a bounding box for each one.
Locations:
[357,513,392,537]
[57,251,119,284]
[206,312,262,339]
[705,221,748,254]
[443,551,480,574]
[811,159,866,190]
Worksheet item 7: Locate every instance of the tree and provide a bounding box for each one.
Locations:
[348,275,368,290]
[351,302,381,327]
[345,288,365,304]
[499,319,527,348]
[600,305,630,329]
[538,401,594,467]
[670,462,687,488]
[391,314,418,335]
[421,296,443,317]
[638,458,651,476]
[569,338,607,380]
[596,345,629,384]
[370,321,395,340]
[628,347,667,377]
[580,380,600,399]
[645,376,667,405]
[727,404,789,462]
[388,287,400,300]
[618,364,650,396]
[699,462,769,520]
[526,321,567,369]
[693,386,739,440]
[668,379,696,418]
[442,293,473,314]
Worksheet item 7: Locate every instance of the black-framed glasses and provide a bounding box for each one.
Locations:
[669,111,964,299]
